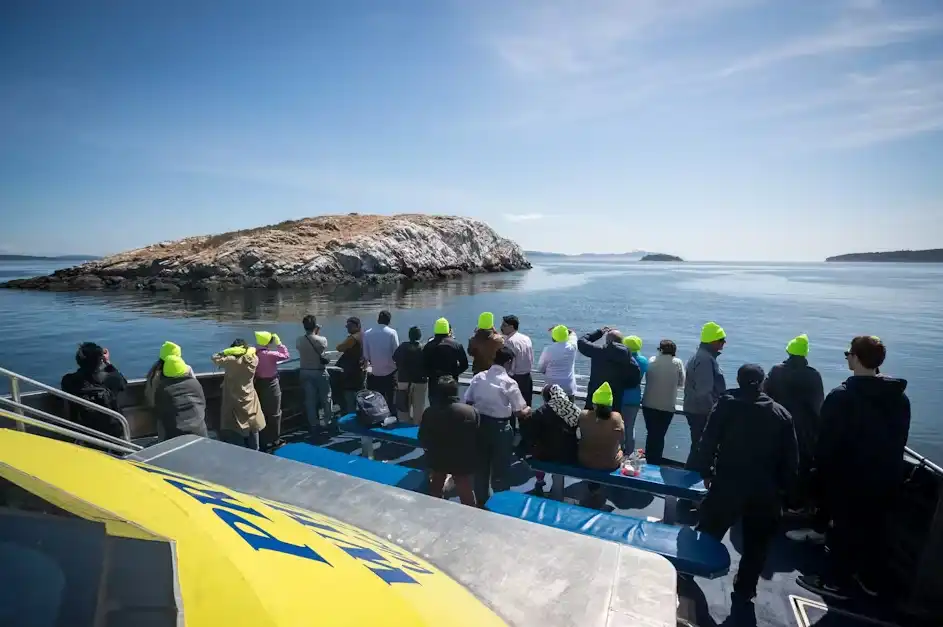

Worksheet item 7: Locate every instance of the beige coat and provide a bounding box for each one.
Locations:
[212,349,265,436]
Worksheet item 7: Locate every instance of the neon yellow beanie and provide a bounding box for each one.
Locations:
[700,322,726,343]
[786,334,810,357]
[477,312,494,329]
[551,325,569,343]
[162,355,189,377]
[433,318,450,335]
[592,382,614,407]
[159,341,181,361]
[623,335,643,352]
[255,331,273,346]
[222,345,255,357]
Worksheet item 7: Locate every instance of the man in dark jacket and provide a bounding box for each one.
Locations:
[422,317,469,402]
[418,375,479,506]
[763,334,824,515]
[335,316,366,414]
[577,327,641,411]
[61,342,128,439]
[798,336,910,601]
[393,326,428,424]
[691,364,799,603]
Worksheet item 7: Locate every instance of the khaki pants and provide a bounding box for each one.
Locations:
[396,381,428,425]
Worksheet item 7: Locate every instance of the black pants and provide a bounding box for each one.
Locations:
[255,376,282,450]
[684,413,709,467]
[827,493,890,588]
[642,407,674,464]
[698,494,780,596]
[367,372,396,410]
[510,373,533,433]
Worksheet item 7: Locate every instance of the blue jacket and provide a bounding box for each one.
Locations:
[622,353,649,406]
[683,343,726,416]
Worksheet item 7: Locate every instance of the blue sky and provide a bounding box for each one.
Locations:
[1,0,941,261]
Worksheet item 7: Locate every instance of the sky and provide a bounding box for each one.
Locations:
[1,0,942,261]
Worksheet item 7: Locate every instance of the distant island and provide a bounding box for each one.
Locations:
[640,253,683,262]
[0,254,101,261]
[825,249,943,263]
[525,250,671,261]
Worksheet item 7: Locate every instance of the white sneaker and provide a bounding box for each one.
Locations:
[443,475,456,492]
[785,528,826,544]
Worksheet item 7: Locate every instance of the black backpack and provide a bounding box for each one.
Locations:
[355,389,390,427]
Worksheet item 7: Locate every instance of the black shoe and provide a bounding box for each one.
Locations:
[731,588,756,604]
[853,573,879,598]
[533,481,546,495]
[797,574,851,601]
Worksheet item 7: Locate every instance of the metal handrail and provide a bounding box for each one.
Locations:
[0,396,141,452]
[0,366,133,441]
[0,408,138,455]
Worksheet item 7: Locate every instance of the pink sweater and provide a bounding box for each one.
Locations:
[255,343,290,379]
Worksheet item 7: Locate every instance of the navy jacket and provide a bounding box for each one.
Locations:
[577,330,641,408]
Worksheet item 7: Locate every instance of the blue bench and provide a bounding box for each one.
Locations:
[337,413,421,458]
[485,491,729,579]
[528,458,707,502]
[275,443,426,492]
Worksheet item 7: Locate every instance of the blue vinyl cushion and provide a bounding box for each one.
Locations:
[485,491,730,578]
[527,458,707,501]
[275,443,426,492]
[337,414,421,448]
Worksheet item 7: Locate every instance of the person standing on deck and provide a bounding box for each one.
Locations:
[620,335,649,455]
[578,327,641,413]
[335,317,367,414]
[393,326,428,425]
[690,364,799,604]
[253,331,289,451]
[683,322,727,466]
[154,352,208,441]
[61,342,128,439]
[419,375,479,506]
[468,312,504,374]
[464,346,531,505]
[422,318,468,403]
[500,314,533,434]
[296,315,332,434]
[798,336,910,601]
[641,340,685,464]
[212,339,265,450]
[537,325,578,398]
[363,310,399,409]
[763,334,825,521]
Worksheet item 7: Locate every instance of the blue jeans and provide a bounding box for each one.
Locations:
[621,404,640,454]
[474,417,514,504]
[300,368,332,432]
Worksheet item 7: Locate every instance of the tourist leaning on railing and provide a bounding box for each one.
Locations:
[60,342,128,440]
[641,339,685,465]
[212,340,265,451]
[254,331,289,451]
[536,325,578,398]
[296,315,332,433]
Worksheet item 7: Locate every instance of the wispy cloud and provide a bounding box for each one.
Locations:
[504,213,546,222]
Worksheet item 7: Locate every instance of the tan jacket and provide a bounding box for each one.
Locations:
[578,410,625,470]
[468,330,505,374]
[212,349,265,436]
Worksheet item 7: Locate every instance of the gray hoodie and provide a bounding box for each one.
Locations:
[683,344,726,416]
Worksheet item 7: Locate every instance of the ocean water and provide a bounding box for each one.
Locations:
[2,258,941,461]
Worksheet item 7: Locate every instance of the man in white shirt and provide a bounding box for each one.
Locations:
[362,310,400,409]
[536,325,578,397]
[500,314,533,435]
[464,346,531,503]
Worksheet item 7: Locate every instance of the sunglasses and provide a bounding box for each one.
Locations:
[844,351,853,357]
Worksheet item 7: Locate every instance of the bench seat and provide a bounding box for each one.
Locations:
[485,491,729,578]
[337,414,421,448]
[527,458,707,501]
[275,443,426,492]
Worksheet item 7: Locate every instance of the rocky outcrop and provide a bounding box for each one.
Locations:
[825,249,943,263]
[640,253,684,262]
[1,214,531,291]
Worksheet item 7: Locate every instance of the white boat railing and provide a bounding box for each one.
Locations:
[0,407,139,455]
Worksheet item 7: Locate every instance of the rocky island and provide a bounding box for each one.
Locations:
[0,214,531,292]
[640,253,684,262]
[825,249,943,263]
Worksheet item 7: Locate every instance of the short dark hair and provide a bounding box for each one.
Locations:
[502,315,519,330]
[231,338,247,348]
[408,326,422,342]
[75,342,104,370]
[302,315,318,332]
[346,316,361,329]
[658,339,677,356]
[849,335,886,370]
[378,310,392,325]
[493,346,515,367]
[436,375,458,397]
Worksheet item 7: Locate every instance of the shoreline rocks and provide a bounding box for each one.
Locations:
[1,214,532,292]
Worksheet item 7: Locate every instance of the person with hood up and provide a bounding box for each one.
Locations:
[690,364,799,604]
[763,334,825,520]
[620,335,649,454]
[683,322,727,466]
[253,331,290,451]
[212,339,266,450]
[335,317,366,414]
[467,312,505,375]
[418,375,479,506]
[61,342,128,439]
[578,327,641,412]
[798,336,910,601]
[422,318,468,403]
[536,325,578,398]
[144,341,180,409]
[520,384,581,493]
[154,351,207,441]
[393,326,428,424]
[641,339,686,464]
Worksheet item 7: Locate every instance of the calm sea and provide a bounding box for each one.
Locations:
[2,258,941,462]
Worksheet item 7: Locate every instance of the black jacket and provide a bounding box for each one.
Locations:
[521,404,579,464]
[419,398,480,474]
[577,330,641,408]
[61,364,128,438]
[422,336,469,380]
[393,341,427,383]
[763,356,824,468]
[815,375,910,500]
[154,373,207,440]
[690,389,799,513]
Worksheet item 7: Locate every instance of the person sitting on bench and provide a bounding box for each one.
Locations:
[419,376,479,506]
[578,382,625,508]
[520,384,580,493]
